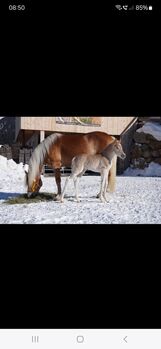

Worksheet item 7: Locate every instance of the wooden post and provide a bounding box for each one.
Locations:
[40,130,45,175]
[40,130,45,143]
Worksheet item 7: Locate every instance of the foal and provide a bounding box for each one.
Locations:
[60,140,126,203]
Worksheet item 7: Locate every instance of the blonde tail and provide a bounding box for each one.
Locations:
[107,155,117,193]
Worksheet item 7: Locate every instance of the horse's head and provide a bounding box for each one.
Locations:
[25,171,43,198]
[113,140,126,160]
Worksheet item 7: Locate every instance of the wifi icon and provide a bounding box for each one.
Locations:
[115,4,122,10]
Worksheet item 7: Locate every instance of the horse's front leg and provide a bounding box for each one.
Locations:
[55,168,62,201]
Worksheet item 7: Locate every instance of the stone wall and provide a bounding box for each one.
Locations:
[0,116,16,145]
[117,119,138,174]
[131,129,161,169]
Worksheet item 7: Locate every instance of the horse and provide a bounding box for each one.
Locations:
[60,139,126,203]
[25,131,118,199]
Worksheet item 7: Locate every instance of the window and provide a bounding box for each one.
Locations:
[56,116,102,126]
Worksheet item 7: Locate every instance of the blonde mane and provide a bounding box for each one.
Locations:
[27,133,62,188]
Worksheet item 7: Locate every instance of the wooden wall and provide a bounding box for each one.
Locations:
[102,117,136,135]
[20,117,56,131]
[16,116,137,136]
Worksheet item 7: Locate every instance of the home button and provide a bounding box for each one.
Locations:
[77,336,84,344]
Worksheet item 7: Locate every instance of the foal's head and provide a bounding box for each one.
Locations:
[113,140,126,160]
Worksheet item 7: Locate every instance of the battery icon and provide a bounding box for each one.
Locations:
[149,5,153,10]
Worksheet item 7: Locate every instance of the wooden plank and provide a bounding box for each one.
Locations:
[40,130,45,142]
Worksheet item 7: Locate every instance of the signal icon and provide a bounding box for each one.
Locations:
[129,5,134,10]
[115,5,122,10]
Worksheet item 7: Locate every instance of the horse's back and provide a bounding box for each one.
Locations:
[85,131,115,153]
[48,131,115,167]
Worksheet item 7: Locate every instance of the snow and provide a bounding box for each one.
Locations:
[0,156,26,183]
[124,162,161,177]
[137,122,161,141]
[0,155,161,224]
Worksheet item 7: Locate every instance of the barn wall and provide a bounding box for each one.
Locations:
[20,117,56,131]
[16,116,137,136]
[102,117,136,135]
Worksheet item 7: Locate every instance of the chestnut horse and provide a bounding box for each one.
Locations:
[25,131,117,198]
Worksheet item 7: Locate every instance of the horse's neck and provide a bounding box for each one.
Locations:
[101,145,116,164]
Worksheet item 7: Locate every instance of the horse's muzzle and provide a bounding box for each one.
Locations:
[27,192,33,198]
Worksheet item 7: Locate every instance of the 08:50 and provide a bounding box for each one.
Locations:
[9,4,25,10]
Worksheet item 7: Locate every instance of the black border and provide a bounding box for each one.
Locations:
[1,1,161,329]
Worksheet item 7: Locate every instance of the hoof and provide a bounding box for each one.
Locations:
[100,197,106,203]
[104,196,110,203]
[54,194,62,201]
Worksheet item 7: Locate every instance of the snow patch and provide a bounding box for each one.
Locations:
[0,155,26,182]
[137,122,161,141]
[124,162,161,177]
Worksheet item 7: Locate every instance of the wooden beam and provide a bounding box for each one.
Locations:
[40,130,45,143]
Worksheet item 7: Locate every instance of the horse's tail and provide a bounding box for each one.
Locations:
[107,155,117,192]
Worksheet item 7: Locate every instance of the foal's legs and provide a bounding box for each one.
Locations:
[73,177,80,202]
[100,169,109,203]
[103,172,110,202]
[60,176,71,202]
[60,164,85,203]
[60,174,80,203]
